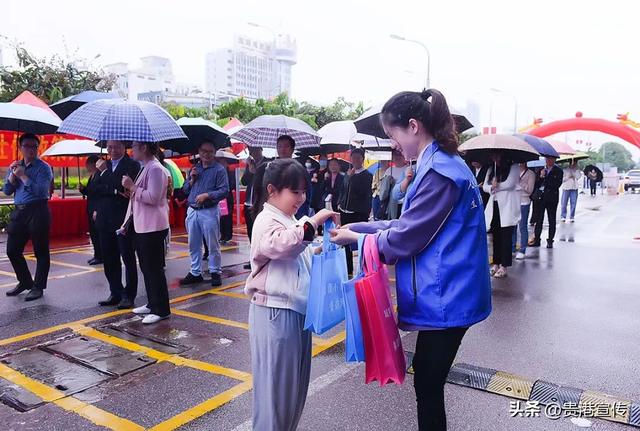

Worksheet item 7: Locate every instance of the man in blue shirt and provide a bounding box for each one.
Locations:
[180,141,229,287]
[3,134,53,301]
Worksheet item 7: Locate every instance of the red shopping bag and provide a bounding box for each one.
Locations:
[355,235,405,386]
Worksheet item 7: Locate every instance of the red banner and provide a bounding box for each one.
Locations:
[0,131,91,168]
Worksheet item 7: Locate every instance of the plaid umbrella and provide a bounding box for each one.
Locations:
[229,115,320,149]
[58,99,186,143]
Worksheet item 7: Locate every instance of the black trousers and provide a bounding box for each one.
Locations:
[135,230,170,317]
[244,205,255,243]
[340,211,369,275]
[534,199,558,242]
[88,215,102,260]
[490,202,515,267]
[99,229,138,300]
[220,215,233,242]
[6,201,50,290]
[589,179,597,195]
[413,328,468,431]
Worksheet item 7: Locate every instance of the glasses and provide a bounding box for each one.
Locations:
[20,145,38,150]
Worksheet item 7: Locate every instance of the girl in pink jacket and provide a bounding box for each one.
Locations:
[245,158,336,431]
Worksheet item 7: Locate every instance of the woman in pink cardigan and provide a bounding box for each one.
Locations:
[121,141,171,325]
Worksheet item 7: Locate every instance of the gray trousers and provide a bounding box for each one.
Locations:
[249,303,312,431]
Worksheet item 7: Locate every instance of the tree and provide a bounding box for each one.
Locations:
[162,103,216,121]
[0,46,116,104]
[580,142,636,171]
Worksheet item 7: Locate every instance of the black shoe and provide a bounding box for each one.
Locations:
[179,273,204,286]
[88,258,103,266]
[6,283,29,297]
[211,273,222,287]
[528,239,541,248]
[99,295,121,306]
[546,240,554,249]
[202,254,209,261]
[243,263,251,270]
[117,298,134,309]
[25,288,43,301]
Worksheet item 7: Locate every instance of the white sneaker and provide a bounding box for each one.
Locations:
[142,314,170,324]
[132,305,151,315]
[515,252,526,260]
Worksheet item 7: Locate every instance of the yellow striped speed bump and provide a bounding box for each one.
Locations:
[446,362,640,428]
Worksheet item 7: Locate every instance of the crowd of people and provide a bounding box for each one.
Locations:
[2,88,596,431]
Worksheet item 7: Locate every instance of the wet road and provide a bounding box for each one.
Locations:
[0,192,638,430]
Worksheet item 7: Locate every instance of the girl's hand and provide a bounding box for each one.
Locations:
[311,209,338,227]
[329,228,360,246]
[313,246,323,255]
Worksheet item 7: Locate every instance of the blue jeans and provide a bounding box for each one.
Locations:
[512,203,531,253]
[186,206,221,276]
[560,189,578,219]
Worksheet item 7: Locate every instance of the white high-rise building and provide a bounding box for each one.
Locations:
[205,34,297,100]
[105,56,176,100]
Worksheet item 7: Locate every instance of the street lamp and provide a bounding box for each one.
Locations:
[390,34,431,89]
[490,88,518,133]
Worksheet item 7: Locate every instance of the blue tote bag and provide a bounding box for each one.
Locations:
[341,235,366,362]
[304,220,348,334]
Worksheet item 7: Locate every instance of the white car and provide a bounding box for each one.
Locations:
[624,170,640,192]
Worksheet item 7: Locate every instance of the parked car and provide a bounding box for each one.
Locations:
[624,169,640,192]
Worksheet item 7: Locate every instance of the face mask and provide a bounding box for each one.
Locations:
[305,163,314,172]
[319,160,327,168]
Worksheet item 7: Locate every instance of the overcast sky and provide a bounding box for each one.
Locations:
[3,0,639,157]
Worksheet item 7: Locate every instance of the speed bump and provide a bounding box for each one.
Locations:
[530,380,583,406]
[447,363,497,390]
[485,371,533,400]
[630,403,640,426]
[579,390,632,424]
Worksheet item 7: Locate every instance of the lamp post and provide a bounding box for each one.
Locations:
[390,34,431,89]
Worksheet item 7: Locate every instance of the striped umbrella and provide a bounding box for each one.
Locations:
[229,115,320,149]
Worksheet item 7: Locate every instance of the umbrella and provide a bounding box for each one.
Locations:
[58,99,186,143]
[459,134,539,163]
[353,103,474,138]
[557,152,589,164]
[513,134,559,158]
[162,158,185,188]
[237,147,278,160]
[352,133,394,151]
[165,117,230,153]
[583,165,603,182]
[317,121,357,153]
[229,114,320,149]
[549,140,576,155]
[49,91,118,119]
[41,139,102,192]
[215,149,240,165]
[527,158,546,168]
[0,102,61,135]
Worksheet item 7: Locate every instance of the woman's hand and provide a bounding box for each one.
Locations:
[329,228,360,246]
[122,175,135,192]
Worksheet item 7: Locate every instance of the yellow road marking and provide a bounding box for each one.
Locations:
[25,256,100,271]
[74,326,251,382]
[0,270,101,289]
[0,269,17,278]
[169,281,245,304]
[0,363,144,431]
[171,309,249,330]
[148,380,252,431]
[210,291,249,300]
[312,331,346,356]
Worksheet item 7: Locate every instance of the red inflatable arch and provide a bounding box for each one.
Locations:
[528,114,640,149]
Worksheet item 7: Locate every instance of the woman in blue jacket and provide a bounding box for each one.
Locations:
[331,89,492,431]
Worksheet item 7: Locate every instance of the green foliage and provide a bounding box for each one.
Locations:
[0,205,13,230]
[458,132,478,144]
[578,142,636,171]
[0,45,116,103]
[161,103,217,121]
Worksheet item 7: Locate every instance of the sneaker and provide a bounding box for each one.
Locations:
[570,219,575,223]
[561,218,566,223]
[142,314,170,325]
[179,273,204,286]
[490,264,499,276]
[211,273,222,287]
[515,252,526,260]
[493,267,507,278]
[133,305,151,315]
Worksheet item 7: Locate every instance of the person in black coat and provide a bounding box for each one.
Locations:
[92,141,141,309]
[322,158,345,212]
[338,148,373,276]
[79,155,103,265]
[469,160,490,208]
[531,157,563,248]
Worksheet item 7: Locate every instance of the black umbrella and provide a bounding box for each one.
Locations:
[354,103,474,138]
[49,91,119,119]
[583,165,603,182]
[459,134,540,163]
[162,117,230,154]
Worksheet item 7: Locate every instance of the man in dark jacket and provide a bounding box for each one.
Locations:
[339,148,373,275]
[530,157,563,248]
[79,155,103,265]
[93,140,141,308]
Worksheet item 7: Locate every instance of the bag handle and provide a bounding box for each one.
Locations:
[362,234,382,275]
[323,219,337,251]
[354,234,366,276]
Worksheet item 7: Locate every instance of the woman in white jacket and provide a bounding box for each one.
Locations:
[483,154,520,278]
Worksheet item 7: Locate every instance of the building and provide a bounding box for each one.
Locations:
[105,56,176,100]
[205,33,297,100]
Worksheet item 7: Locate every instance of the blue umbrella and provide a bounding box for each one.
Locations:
[527,158,546,168]
[50,91,118,119]
[513,134,559,158]
[58,99,186,143]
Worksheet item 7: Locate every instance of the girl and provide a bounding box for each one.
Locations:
[244,158,337,431]
[483,153,520,278]
[331,89,492,431]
